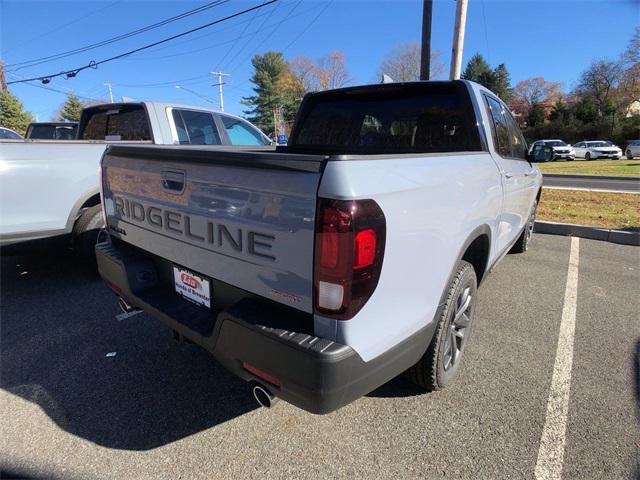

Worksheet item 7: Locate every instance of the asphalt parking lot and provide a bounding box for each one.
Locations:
[1,234,638,480]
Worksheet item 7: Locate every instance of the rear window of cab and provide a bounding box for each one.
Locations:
[290,82,482,154]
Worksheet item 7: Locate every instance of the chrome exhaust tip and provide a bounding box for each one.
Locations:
[253,385,278,408]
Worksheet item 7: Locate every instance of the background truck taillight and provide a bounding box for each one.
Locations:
[314,198,386,320]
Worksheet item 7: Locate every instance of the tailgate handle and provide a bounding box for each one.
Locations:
[160,170,185,194]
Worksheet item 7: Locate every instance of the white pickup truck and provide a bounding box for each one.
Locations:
[0,102,270,256]
[96,80,542,413]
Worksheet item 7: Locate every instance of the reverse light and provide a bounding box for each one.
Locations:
[314,198,386,320]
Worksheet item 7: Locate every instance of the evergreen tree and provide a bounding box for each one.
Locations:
[549,98,569,122]
[0,89,33,135]
[462,54,512,102]
[242,52,298,134]
[527,103,545,127]
[60,94,84,122]
[574,96,598,124]
[492,64,511,102]
[461,53,493,86]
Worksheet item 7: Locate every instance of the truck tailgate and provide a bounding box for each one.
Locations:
[101,145,326,313]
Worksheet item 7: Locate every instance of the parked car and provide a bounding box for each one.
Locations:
[26,122,78,140]
[527,139,574,161]
[96,80,542,414]
[625,140,640,159]
[573,140,622,160]
[0,127,22,139]
[0,102,271,257]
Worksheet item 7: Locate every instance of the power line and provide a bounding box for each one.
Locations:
[116,74,211,88]
[226,1,283,73]
[3,1,124,55]
[227,0,303,74]
[120,2,325,64]
[214,8,261,72]
[7,0,280,85]
[280,0,332,54]
[10,78,99,101]
[6,0,229,71]
[229,0,332,93]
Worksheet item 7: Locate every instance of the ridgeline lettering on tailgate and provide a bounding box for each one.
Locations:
[112,195,276,261]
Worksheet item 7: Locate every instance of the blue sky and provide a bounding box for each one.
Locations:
[1,0,637,121]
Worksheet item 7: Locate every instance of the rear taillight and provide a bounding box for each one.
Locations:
[314,198,386,320]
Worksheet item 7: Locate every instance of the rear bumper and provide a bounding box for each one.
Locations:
[96,240,435,414]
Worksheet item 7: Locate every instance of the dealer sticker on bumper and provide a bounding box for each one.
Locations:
[173,266,211,308]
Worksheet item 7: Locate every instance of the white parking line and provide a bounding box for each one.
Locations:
[534,236,580,480]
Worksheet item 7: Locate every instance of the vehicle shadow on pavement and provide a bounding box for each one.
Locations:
[367,374,426,398]
[0,249,258,451]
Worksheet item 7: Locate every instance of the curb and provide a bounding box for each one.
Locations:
[534,221,639,246]
[542,173,640,182]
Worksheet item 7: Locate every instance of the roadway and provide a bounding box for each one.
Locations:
[543,173,640,193]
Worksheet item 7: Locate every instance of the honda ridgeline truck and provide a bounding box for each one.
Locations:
[96,81,542,413]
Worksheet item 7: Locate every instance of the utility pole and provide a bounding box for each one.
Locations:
[449,0,468,80]
[104,82,114,103]
[210,71,230,111]
[420,0,433,80]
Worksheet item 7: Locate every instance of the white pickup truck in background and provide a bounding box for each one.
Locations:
[96,80,542,413]
[0,102,271,257]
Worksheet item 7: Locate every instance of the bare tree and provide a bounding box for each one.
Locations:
[289,55,318,92]
[317,51,351,90]
[621,26,640,67]
[376,41,445,82]
[510,77,562,117]
[576,59,624,117]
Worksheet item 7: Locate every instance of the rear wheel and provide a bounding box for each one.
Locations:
[510,200,537,254]
[627,149,634,160]
[406,260,477,390]
[585,152,592,161]
[71,205,104,263]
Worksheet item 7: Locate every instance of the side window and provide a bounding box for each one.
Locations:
[171,110,190,145]
[503,109,527,159]
[172,109,221,145]
[220,115,267,145]
[484,95,510,157]
[574,142,583,148]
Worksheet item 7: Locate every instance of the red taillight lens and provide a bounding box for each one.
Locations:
[314,198,386,320]
[354,229,377,269]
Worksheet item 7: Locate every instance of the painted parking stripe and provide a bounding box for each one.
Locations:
[535,236,580,480]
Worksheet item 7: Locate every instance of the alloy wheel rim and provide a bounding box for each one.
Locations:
[526,212,535,246]
[443,286,473,371]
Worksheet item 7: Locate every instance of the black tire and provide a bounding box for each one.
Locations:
[71,205,104,263]
[585,152,591,161]
[627,150,633,160]
[406,260,477,391]
[509,200,537,254]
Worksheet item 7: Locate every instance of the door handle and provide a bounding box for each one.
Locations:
[524,170,535,177]
[160,170,185,194]
[503,172,514,179]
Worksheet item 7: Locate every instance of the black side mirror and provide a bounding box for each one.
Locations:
[531,145,553,162]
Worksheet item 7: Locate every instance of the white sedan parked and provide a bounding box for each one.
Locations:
[625,140,640,159]
[573,141,622,160]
